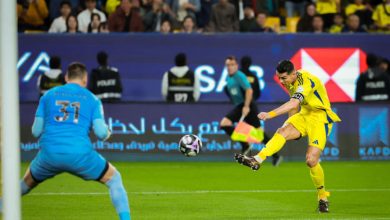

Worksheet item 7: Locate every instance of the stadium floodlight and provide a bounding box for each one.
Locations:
[0,0,22,219]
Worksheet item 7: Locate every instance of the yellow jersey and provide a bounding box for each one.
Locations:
[286,69,341,123]
[372,4,390,27]
[345,4,366,16]
[329,24,344,33]
[316,0,338,14]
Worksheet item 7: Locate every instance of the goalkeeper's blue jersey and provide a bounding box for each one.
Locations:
[35,83,104,154]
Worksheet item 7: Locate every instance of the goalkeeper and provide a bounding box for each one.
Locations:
[18,63,130,220]
[220,56,281,166]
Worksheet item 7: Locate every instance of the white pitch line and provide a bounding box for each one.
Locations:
[28,188,390,196]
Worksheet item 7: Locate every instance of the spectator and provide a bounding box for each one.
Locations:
[372,0,390,32]
[181,15,198,33]
[345,0,368,15]
[195,0,218,29]
[143,0,176,32]
[329,13,344,33]
[316,0,339,30]
[66,14,81,33]
[49,1,72,33]
[297,2,316,32]
[99,22,110,32]
[17,0,49,32]
[345,0,373,29]
[88,13,102,33]
[89,51,123,102]
[285,0,307,17]
[77,0,107,32]
[207,0,239,32]
[108,0,144,32]
[252,0,279,16]
[161,53,200,102]
[342,14,367,33]
[228,0,252,20]
[239,7,257,32]
[139,0,154,14]
[311,14,326,33]
[106,0,121,15]
[250,11,274,32]
[49,0,80,21]
[355,54,390,102]
[161,19,173,33]
[37,56,65,97]
[167,0,201,22]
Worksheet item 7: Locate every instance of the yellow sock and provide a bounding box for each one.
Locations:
[257,133,286,162]
[310,163,330,200]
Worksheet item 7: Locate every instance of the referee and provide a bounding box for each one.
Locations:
[220,56,282,165]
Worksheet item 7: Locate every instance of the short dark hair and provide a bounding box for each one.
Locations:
[49,56,61,69]
[67,62,87,80]
[226,56,237,62]
[240,56,252,70]
[366,53,378,68]
[60,0,72,8]
[276,60,294,74]
[97,51,108,66]
[175,53,187,66]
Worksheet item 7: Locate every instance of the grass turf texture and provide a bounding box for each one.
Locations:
[14,161,390,219]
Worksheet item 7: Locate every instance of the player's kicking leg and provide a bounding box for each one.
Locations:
[306,146,330,213]
[235,123,300,170]
[100,163,131,220]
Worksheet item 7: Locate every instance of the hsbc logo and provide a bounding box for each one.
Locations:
[276,48,367,102]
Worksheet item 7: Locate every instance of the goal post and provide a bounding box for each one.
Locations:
[0,0,22,219]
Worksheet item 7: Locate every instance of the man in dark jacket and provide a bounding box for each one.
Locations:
[143,0,176,32]
[162,53,200,102]
[355,54,390,102]
[89,51,123,102]
[108,0,144,32]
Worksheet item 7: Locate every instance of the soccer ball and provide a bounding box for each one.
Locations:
[179,134,202,157]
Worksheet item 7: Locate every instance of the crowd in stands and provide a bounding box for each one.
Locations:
[17,0,390,33]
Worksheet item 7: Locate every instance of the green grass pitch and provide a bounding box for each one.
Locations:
[15,161,390,219]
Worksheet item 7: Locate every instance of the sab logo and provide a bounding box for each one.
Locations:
[275,48,368,102]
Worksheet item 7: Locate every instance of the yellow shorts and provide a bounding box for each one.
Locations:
[285,113,333,150]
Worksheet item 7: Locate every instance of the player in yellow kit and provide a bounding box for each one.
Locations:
[235,60,341,213]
